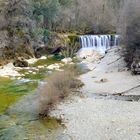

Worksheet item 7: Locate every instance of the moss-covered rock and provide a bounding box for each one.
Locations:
[0,77,38,114]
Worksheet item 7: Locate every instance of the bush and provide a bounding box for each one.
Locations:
[39,67,84,117]
[119,0,140,69]
[61,35,80,58]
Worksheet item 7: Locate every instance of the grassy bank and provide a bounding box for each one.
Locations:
[0,56,64,114]
[0,77,38,114]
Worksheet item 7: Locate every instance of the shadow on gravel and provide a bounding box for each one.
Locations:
[90,93,140,102]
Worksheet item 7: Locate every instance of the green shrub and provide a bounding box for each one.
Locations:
[61,36,80,58]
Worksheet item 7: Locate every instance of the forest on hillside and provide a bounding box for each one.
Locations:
[0,0,140,68]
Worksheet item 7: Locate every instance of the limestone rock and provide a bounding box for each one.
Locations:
[26,58,38,64]
[47,64,60,70]
[0,63,21,77]
[77,48,103,61]
[37,66,45,69]
[61,58,72,64]
[40,56,47,60]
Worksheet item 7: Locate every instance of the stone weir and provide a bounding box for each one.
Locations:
[79,35,120,53]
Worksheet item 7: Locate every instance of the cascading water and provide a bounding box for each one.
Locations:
[80,35,120,53]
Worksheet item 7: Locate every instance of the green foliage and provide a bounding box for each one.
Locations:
[68,35,79,42]
[59,0,73,7]
[53,54,64,60]
[30,56,62,67]
[18,56,63,80]
[24,69,47,80]
[33,0,60,28]
[15,29,25,38]
[32,0,73,31]
[61,35,80,58]
[0,78,37,96]
[43,29,50,43]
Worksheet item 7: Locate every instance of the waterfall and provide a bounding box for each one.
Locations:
[80,35,120,53]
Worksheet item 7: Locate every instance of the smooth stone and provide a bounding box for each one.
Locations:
[39,56,47,60]
[37,66,45,69]
[61,58,72,64]
[47,64,60,70]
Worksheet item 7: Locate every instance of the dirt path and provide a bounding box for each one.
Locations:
[51,47,140,140]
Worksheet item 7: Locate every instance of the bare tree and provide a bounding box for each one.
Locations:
[118,0,140,70]
[55,0,122,33]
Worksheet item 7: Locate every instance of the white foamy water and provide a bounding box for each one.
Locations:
[80,35,120,53]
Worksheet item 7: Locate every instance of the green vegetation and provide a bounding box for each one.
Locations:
[39,117,62,129]
[0,0,140,117]
[19,68,48,80]
[32,0,72,29]
[0,94,17,114]
[61,37,80,58]
[30,56,62,67]
[17,56,63,80]
[0,77,38,114]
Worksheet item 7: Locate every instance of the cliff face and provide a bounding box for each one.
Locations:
[0,0,35,64]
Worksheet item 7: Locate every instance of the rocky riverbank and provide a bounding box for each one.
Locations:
[50,47,140,140]
[1,47,140,140]
[0,55,75,140]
